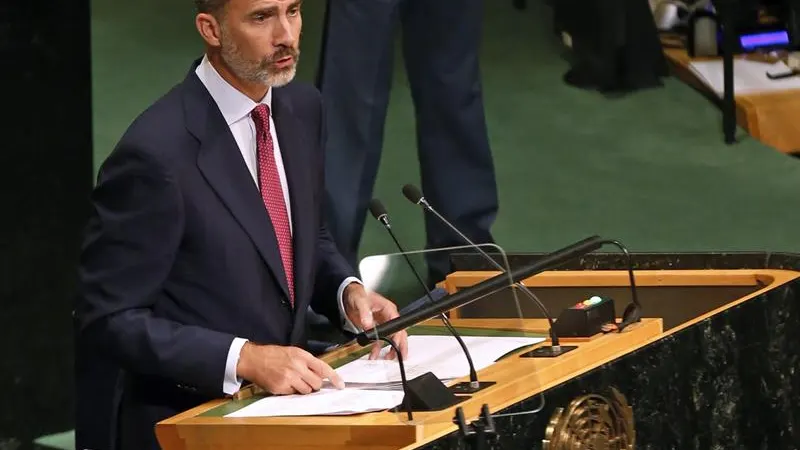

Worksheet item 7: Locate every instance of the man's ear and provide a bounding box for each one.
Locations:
[195,13,222,48]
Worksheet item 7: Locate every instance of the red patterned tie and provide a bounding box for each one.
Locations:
[251,104,294,306]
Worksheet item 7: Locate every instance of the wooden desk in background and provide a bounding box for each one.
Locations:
[663,44,800,155]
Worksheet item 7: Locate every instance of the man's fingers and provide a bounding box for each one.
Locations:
[384,302,399,319]
[369,340,383,360]
[307,357,344,389]
[357,297,375,329]
[371,297,399,323]
[326,368,345,390]
[290,375,314,395]
[288,350,326,393]
[396,330,409,359]
[383,331,408,361]
[298,366,324,392]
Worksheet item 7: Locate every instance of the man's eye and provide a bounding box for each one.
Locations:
[288,7,300,16]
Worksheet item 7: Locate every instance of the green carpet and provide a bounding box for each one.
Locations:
[39,0,800,448]
[90,0,800,260]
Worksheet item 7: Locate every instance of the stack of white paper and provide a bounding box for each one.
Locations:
[688,59,800,97]
[225,334,544,418]
[336,335,544,384]
[225,388,405,418]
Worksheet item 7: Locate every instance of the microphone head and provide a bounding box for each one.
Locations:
[402,184,424,204]
[368,199,388,220]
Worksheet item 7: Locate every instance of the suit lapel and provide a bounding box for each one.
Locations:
[271,90,315,318]
[184,72,291,300]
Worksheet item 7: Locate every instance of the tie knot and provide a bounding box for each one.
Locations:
[251,103,271,130]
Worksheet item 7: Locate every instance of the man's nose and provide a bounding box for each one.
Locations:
[273,16,295,47]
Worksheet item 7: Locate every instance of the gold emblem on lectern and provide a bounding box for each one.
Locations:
[542,387,635,449]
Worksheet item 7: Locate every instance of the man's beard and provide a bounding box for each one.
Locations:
[219,31,299,88]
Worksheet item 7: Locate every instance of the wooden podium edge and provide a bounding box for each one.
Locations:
[441,268,793,319]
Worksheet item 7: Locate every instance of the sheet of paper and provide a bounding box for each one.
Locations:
[688,59,800,97]
[335,335,544,384]
[224,334,544,418]
[225,388,405,418]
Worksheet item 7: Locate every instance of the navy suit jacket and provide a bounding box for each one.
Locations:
[75,61,354,449]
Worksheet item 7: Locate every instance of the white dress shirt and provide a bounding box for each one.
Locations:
[195,55,360,395]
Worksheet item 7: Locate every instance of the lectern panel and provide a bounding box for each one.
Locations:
[453,285,759,330]
[156,267,800,450]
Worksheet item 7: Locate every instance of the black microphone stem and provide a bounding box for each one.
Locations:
[420,201,562,347]
[380,336,412,421]
[384,225,480,388]
[356,235,604,345]
[429,202,640,335]
[599,239,641,331]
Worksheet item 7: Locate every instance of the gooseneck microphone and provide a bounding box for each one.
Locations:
[367,199,490,393]
[401,184,573,356]
[355,234,605,346]
[402,183,642,338]
[598,239,642,332]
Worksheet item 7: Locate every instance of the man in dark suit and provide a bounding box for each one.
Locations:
[75,1,408,448]
[317,0,499,284]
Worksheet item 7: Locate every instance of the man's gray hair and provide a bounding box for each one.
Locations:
[194,0,229,15]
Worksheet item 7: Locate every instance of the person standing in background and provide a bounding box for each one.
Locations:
[317,0,499,284]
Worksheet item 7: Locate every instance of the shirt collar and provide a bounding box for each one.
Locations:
[196,54,272,126]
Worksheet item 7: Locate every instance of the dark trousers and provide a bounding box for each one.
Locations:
[317,0,499,283]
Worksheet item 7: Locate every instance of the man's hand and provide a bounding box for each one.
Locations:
[343,283,408,360]
[236,343,344,395]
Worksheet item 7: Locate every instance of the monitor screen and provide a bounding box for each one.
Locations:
[739,29,791,49]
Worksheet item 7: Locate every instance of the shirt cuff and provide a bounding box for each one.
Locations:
[337,276,363,333]
[223,337,248,395]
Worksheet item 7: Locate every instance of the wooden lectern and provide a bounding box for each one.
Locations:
[156,258,800,449]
